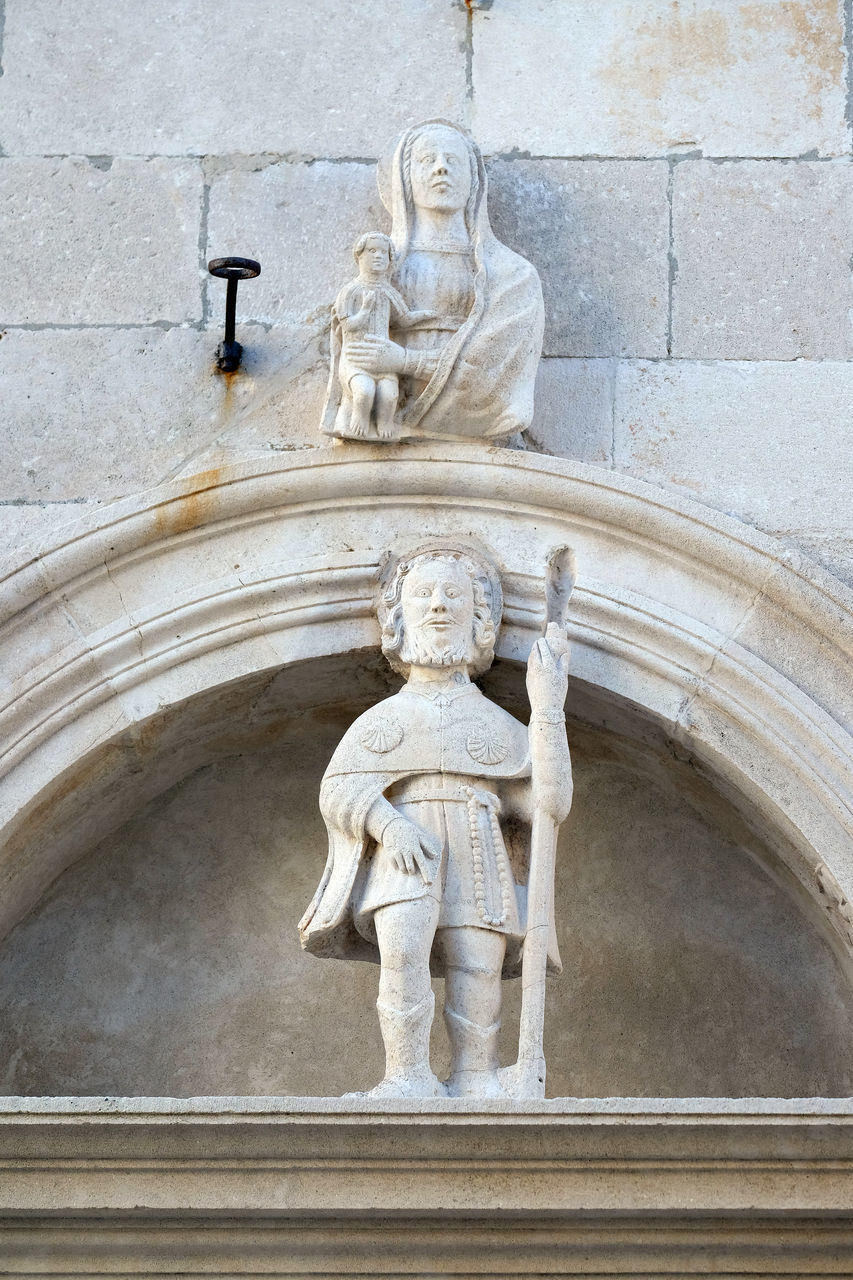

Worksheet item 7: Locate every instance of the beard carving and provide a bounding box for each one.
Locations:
[399,626,473,670]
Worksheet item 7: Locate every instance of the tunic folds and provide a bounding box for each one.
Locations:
[298,681,562,979]
[354,777,523,939]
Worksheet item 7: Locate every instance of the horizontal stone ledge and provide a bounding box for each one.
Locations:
[2,1093,852,1118]
[1,1216,852,1278]
[0,1097,851,1216]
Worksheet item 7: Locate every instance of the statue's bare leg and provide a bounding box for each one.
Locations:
[375,377,399,439]
[348,373,376,438]
[440,926,506,1097]
[368,895,444,1098]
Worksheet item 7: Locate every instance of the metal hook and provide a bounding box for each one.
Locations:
[207,257,261,372]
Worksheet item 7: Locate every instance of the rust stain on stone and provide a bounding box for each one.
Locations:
[598,0,842,142]
[154,467,224,540]
[597,5,735,146]
[742,0,843,80]
[740,0,843,118]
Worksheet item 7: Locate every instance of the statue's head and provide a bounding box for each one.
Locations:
[379,544,502,678]
[404,122,475,215]
[383,120,488,260]
[353,231,394,280]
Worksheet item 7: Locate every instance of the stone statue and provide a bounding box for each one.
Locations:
[298,543,573,1098]
[321,120,545,442]
[328,232,437,440]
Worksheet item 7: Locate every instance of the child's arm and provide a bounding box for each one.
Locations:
[340,289,375,335]
[394,307,439,330]
[388,288,437,330]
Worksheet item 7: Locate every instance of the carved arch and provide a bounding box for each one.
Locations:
[1,445,851,954]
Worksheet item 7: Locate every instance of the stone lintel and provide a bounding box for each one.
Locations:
[0,1097,851,1218]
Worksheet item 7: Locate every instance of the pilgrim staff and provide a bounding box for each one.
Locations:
[513,548,575,1098]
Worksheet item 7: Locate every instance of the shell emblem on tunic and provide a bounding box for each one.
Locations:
[466,723,508,766]
[360,717,404,754]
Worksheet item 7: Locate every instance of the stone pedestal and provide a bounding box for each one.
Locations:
[2,1097,852,1274]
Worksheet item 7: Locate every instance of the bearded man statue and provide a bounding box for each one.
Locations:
[298,543,572,1097]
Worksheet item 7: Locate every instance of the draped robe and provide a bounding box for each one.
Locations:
[298,682,561,979]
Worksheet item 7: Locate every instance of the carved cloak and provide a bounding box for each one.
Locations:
[298,684,561,979]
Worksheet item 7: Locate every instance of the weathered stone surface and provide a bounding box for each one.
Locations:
[527,359,614,463]
[206,162,387,327]
[1,693,851,1098]
[0,0,467,156]
[0,158,202,326]
[0,327,321,502]
[2,1104,853,1275]
[613,360,853,533]
[0,502,102,567]
[2,1103,853,1275]
[790,536,853,591]
[472,0,849,158]
[487,160,668,357]
[672,160,853,359]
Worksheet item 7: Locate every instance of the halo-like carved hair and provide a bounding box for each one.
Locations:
[378,542,503,678]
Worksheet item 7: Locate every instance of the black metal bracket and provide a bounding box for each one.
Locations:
[207,257,261,372]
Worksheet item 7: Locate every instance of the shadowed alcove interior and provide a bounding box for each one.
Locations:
[1,650,851,1100]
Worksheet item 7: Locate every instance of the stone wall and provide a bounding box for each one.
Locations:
[1,0,851,583]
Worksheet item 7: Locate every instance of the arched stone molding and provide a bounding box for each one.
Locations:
[1,444,851,956]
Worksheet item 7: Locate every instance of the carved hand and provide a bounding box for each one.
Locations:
[349,294,375,330]
[526,622,570,714]
[345,334,407,377]
[382,816,442,882]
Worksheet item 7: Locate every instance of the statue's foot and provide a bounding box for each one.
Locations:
[348,1071,446,1100]
[444,1069,506,1099]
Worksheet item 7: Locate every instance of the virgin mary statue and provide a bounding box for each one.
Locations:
[321,120,545,442]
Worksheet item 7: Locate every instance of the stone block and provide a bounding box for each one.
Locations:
[0,0,467,156]
[206,162,388,327]
[0,327,323,502]
[472,0,849,158]
[0,159,202,326]
[527,359,614,463]
[170,325,329,478]
[613,360,853,535]
[487,160,668,357]
[672,160,853,359]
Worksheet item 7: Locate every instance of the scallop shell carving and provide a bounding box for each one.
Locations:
[361,717,404,754]
[466,723,508,766]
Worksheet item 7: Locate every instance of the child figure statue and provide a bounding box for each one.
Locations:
[323,232,435,441]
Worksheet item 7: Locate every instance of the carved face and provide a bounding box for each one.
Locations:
[399,557,476,668]
[358,235,392,280]
[409,126,472,214]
